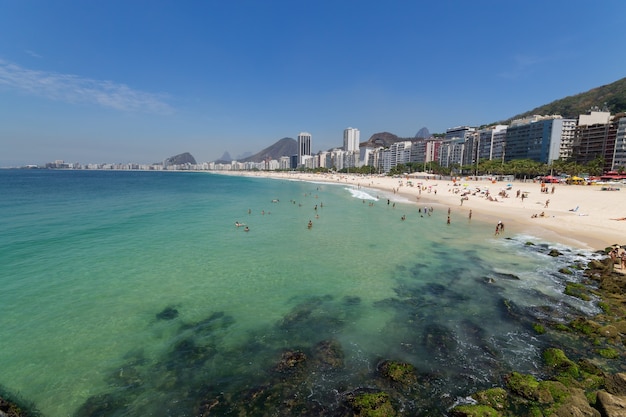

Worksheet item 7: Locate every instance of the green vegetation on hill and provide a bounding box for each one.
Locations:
[506,77,626,121]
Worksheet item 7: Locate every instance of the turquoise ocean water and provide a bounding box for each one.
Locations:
[0,170,601,416]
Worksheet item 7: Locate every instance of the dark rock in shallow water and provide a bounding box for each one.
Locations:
[423,323,457,356]
[274,350,307,374]
[74,392,130,417]
[0,392,40,417]
[312,339,344,370]
[342,295,361,305]
[156,306,179,320]
[492,272,521,280]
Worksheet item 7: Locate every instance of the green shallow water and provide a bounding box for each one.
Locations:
[0,170,600,416]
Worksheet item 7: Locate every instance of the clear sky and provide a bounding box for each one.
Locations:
[1,1,624,166]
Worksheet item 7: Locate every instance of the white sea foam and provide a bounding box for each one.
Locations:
[345,187,379,201]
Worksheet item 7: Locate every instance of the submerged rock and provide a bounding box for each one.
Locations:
[156,306,179,320]
[274,349,307,374]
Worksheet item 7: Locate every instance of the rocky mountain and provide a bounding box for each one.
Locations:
[238,137,298,163]
[360,132,403,148]
[415,127,430,139]
[216,151,233,163]
[164,152,196,165]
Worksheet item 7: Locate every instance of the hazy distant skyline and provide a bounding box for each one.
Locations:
[1,1,625,166]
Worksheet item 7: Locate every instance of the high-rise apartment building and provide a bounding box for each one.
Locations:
[504,115,574,164]
[343,127,360,152]
[297,132,312,166]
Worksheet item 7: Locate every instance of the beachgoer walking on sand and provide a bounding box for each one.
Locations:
[544,199,550,208]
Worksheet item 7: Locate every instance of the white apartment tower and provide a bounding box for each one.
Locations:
[343,127,360,152]
[297,132,312,166]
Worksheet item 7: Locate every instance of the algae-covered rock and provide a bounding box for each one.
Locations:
[597,348,620,359]
[377,360,417,386]
[543,348,580,378]
[551,387,600,417]
[346,390,396,417]
[570,317,601,336]
[471,387,508,410]
[532,323,546,334]
[449,404,501,417]
[597,324,619,338]
[565,283,592,301]
[505,372,540,399]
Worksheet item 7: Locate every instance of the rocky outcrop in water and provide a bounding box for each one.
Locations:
[47,243,626,416]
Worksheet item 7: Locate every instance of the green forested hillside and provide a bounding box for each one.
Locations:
[506,77,626,121]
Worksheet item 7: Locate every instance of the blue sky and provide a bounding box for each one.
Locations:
[1,1,624,166]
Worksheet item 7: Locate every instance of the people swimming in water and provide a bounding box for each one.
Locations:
[308,220,313,228]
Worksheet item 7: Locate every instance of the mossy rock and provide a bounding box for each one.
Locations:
[377,360,417,386]
[525,241,535,246]
[505,372,540,399]
[553,323,571,332]
[449,404,501,417]
[559,268,573,275]
[570,317,600,336]
[543,348,580,378]
[564,283,591,301]
[597,324,619,338]
[548,249,563,257]
[597,348,620,359]
[471,387,508,410]
[536,380,569,404]
[347,391,396,417]
[532,323,546,334]
[613,320,626,333]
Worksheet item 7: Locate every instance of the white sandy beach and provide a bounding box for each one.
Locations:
[221,171,626,251]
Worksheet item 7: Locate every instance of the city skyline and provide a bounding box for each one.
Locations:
[1,1,625,167]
